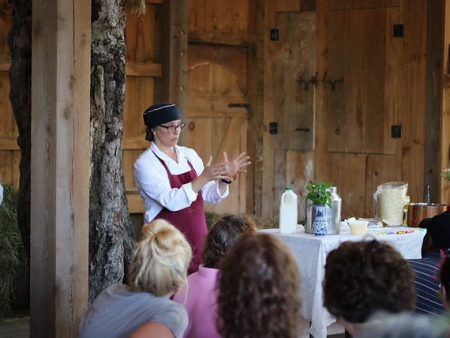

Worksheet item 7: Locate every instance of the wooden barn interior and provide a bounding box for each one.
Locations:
[0,0,449,336]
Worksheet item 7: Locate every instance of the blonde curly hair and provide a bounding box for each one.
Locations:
[128,219,192,296]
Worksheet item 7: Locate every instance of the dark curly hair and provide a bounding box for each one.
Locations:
[217,233,301,338]
[323,240,416,324]
[203,215,256,268]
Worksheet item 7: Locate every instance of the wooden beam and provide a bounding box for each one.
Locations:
[188,31,251,47]
[425,0,445,202]
[123,137,148,150]
[31,0,90,336]
[328,0,400,10]
[125,61,162,77]
[443,0,450,205]
[247,0,265,215]
[157,0,188,110]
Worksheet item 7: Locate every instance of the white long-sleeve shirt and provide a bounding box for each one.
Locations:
[134,143,229,223]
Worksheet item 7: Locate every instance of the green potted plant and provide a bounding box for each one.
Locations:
[442,168,450,207]
[305,182,332,207]
[305,182,332,235]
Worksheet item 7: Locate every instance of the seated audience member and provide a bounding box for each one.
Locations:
[408,210,450,316]
[173,215,256,338]
[217,233,301,338]
[440,247,450,311]
[354,311,449,338]
[79,219,192,338]
[323,240,416,336]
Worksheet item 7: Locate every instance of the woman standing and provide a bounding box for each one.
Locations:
[134,103,250,273]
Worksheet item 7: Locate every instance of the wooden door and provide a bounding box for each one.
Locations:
[184,44,249,214]
[184,0,253,216]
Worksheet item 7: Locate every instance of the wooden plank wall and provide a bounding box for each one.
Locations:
[0,1,19,188]
[262,0,429,220]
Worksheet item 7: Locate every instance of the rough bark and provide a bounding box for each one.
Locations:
[7,0,32,263]
[89,0,135,302]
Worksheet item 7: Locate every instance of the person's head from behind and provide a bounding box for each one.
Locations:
[323,240,415,334]
[203,215,256,269]
[128,219,192,297]
[419,211,450,256]
[217,233,301,338]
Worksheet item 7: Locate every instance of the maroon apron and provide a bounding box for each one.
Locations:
[154,153,208,274]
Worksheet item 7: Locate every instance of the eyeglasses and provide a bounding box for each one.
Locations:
[159,122,186,133]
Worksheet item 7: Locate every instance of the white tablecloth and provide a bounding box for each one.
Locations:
[261,226,426,338]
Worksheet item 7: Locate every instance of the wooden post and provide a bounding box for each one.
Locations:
[30,0,90,336]
[158,0,188,116]
[426,0,445,202]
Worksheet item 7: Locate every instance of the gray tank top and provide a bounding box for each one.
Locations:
[79,284,188,338]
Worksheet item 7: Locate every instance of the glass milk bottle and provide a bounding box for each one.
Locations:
[279,187,298,234]
[328,187,342,234]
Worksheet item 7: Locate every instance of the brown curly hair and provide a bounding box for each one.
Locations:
[323,240,416,323]
[217,233,301,338]
[203,215,256,268]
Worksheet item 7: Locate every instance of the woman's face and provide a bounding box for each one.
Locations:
[153,119,183,148]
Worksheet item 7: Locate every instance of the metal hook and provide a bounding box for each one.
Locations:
[321,72,344,91]
[296,73,319,91]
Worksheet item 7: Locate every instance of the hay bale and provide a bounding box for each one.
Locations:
[205,212,277,230]
[0,185,22,318]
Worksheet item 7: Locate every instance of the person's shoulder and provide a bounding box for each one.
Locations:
[129,322,174,338]
[135,147,157,167]
[152,296,188,322]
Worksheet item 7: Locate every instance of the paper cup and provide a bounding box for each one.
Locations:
[349,220,368,235]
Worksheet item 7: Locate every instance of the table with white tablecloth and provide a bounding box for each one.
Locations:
[261,226,426,338]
